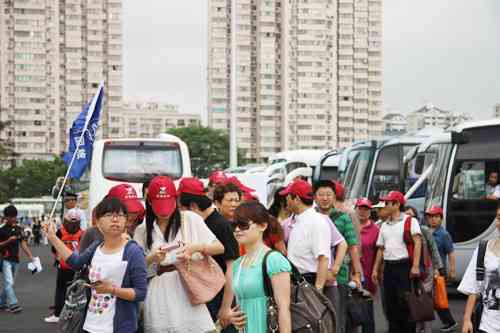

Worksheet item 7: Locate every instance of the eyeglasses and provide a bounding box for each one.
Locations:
[102,212,126,219]
[232,220,254,232]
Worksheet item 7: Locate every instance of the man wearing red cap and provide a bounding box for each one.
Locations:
[372,191,422,333]
[427,206,458,332]
[178,177,239,331]
[207,171,228,200]
[280,180,331,291]
[355,198,379,333]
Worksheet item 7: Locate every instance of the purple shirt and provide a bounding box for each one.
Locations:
[282,214,345,264]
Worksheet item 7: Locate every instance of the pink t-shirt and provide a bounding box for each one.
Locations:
[360,220,380,294]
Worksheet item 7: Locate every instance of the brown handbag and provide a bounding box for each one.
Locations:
[174,212,226,305]
[407,279,435,322]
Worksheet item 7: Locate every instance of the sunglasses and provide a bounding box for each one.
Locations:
[232,220,254,232]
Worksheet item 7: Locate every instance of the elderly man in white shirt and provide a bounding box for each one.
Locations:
[372,191,422,333]
[280,179,332,291]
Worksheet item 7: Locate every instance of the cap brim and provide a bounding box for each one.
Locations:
[150,198,176,217]
[356,204,373,209]
[279,187,291,196]
[124,199,144,214]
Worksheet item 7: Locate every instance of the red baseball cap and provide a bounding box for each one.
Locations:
[107,184,144,214]
[178,177,206,196]
[279,179,313,200]
[355,198,373,209]
[226,176,255,193]
[148,176,177,217]
[380,191,406,206]
[333,181,345,201]
[425,205,443,216]
[208,171,227,185]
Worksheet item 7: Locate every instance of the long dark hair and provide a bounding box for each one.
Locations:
[235,201,284,241]
[268,187,286,218]
[144,199,181,250]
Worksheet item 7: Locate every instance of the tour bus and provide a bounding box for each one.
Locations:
[406,119,500,279]
[323,128,443,205]
[89,134,191,212]
[312,149,342,183]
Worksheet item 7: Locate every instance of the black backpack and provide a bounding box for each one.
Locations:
[472,240,488,332]
[262,251,337,333]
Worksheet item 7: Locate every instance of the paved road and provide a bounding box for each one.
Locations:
[2,245,468,332]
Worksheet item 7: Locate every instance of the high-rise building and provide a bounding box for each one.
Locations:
[383,112,407,136]
[0,0,122,162]
[207,0,383,161]
[109,101,201,138]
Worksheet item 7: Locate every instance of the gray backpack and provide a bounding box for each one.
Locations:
[262,251,337,333]
[58,275,91,333]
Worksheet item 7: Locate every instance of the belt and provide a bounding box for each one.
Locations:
[384,258,410,265]
[157,264,177,276]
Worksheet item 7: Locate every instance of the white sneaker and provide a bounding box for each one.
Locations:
[44,315,59,323]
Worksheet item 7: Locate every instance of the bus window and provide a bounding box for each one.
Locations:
[370,145,401,200]
[451,161,485,200]
[103,143,183,183]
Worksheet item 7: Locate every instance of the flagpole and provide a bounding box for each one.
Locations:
[229,0,238,168]
[48,82,104,220]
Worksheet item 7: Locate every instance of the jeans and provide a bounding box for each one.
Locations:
[0,260,19,307]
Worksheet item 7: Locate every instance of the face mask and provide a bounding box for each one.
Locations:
[63,221,80,234]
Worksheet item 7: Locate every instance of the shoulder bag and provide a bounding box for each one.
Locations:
[472,240,488,332]
[407,278,435,322]
[262,251,337,333]
[174,212,226,305]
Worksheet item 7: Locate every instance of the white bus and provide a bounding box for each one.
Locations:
[407,119,500,279]
[89,135,191,212]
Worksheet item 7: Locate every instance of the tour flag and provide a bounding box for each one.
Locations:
[63,83,104,179]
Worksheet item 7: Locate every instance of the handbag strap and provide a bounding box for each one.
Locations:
[476,240,488,282]
[262,250,302,299]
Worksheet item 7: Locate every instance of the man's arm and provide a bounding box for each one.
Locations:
[315,255,329,290]
[372,247,384,285]
[21,240,33,261]
[0,236,16,248]
[448,251,457,280]
[411,234,422,277]
[349,245,363,287]
[331,240,347,280]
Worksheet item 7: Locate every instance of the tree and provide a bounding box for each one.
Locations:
[167,126,246,178]
[0,157,67,202]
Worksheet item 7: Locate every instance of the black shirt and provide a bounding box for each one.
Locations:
[205,210,239,273]
[0,223,26,263]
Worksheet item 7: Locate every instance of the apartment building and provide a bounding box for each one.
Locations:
[383,112,407,136]
[0,0,122,162]
[109,101,201,138]
[207,0,383,161]
[406,104,472,132]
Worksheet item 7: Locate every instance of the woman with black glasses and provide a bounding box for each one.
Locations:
[223,201,292,333]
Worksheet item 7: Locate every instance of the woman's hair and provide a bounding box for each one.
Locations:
[234,201,284,240]
[405,205,419,220]
[213,183,242,204]
[268,187,286,218]
[144,199,181,250]
[95,197,128,219]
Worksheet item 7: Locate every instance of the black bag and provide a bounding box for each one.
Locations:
[472,240,488,332]
[346,288,373,329]
[262,251,337,333]
[58,269,91,333]
[407,279,435,322]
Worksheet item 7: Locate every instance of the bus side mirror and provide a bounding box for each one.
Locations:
[415,155,425,175]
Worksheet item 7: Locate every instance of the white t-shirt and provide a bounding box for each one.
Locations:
[288,207,332,274]
[83,246,127,333]
[376,213,421,261]
[458,242,500,333]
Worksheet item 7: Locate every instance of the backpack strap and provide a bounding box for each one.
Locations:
[476,240,488,283]
[403,215,414,258]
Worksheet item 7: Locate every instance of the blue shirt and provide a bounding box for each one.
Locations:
[432,226,454,269]
[67,240,148,333]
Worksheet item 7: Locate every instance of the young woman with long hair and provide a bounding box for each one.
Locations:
[223,201,292,333]
[45,197,148,333]
[133,176,224,333]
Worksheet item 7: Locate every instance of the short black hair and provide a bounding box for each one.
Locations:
[3,205,17,218]
[179,193,212,211]
[95,197,128,219]
[213,183,242,203]
[313,180,336,194]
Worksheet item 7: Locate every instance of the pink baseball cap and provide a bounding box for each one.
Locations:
[355,198,373,209]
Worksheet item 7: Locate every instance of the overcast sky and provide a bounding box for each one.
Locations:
[123,0,500,122]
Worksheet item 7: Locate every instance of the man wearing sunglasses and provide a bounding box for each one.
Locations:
[280,180,331,291]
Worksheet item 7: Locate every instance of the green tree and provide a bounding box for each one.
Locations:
[167,126,246,177]
[0,157,67,202]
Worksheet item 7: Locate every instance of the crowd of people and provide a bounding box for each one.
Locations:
[1,170,500,333]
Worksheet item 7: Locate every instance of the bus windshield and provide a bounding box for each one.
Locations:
[343,148,374,200]
[102,142,183,183]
